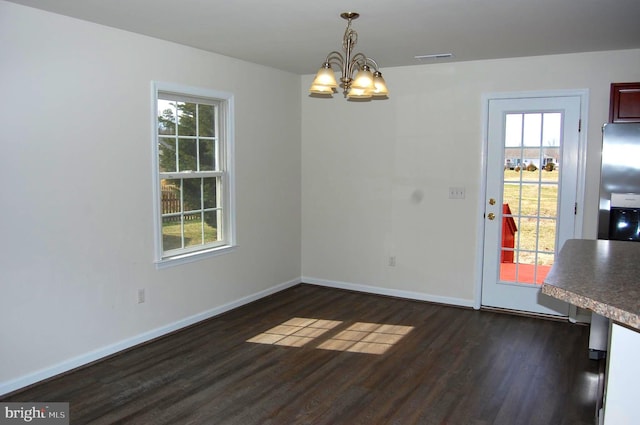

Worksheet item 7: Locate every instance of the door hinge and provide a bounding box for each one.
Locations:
[575,202,578,215]
[578,119,582,133]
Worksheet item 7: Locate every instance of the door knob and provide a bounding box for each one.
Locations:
[487,213,496,220]
[489,198,496,205]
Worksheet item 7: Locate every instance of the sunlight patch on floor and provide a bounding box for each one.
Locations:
[246,317,342,347]
[318,323,414,354]
[247,317,414,355]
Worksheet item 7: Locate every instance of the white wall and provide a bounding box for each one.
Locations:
[3,0,640,397]
[0,1,301,393]
[301,49,640,305]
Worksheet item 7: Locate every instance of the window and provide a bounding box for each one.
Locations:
[152,82,235,267]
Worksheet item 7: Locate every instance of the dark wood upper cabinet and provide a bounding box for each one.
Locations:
[610,82,640,123]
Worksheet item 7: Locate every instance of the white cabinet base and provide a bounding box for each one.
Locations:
[603,323,640,424]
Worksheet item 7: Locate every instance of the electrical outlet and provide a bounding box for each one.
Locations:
[448,187,465,199]
[388,256,396,267]
[137,288,145,304]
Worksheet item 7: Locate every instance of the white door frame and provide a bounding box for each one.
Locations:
[474,89,589,310]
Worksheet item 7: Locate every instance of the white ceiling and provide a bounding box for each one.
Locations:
[7,0,640,75]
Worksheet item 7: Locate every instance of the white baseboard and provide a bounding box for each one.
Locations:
[302,276,475,308]
[0,278,301,397]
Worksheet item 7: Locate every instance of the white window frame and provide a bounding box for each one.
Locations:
[151,81,236,268]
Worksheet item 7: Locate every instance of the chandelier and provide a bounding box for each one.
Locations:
[309,12,389,100]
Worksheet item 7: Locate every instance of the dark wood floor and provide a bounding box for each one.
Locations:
[3,284,600,425]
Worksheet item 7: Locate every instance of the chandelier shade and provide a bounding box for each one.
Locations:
[372,72,389,97]
[309,12,389,101]
[310,63,338,90]
[309,84,335,95]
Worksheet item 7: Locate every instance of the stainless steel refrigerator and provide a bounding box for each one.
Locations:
[591,122,640,359]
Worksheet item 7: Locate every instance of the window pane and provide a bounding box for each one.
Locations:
[542,113,561,147]
[158,100,176,135]
[539,218,557,253]
[505,114,523,147]
[542,113,561,176]
[199,104,215,137]
[158,138,176,172]
[503,182,520,216]
[162,216,183,251]
[204,211,219,243]
[161,180,181,214]
[519,219,538,251]
[177,102,197,136]
[519,184,540,216]
[540,184,558,218]
[184,214,203,247]
[203,178,218,209]
[178,139,197,172]
[199,139,215,171]
[523,113,542,147]
[521,148,542,182]
[183,178,201,212]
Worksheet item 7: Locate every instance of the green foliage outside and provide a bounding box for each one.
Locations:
[162,220,218,252]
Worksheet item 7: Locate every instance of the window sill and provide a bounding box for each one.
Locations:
[155,244,237,269]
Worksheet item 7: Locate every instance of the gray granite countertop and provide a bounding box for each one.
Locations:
[542,239,640,330]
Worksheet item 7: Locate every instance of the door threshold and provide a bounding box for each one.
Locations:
[480,305,575,323]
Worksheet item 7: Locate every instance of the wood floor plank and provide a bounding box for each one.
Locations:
[2,284,599,424]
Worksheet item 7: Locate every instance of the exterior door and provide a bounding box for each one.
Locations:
[481,95,582,315]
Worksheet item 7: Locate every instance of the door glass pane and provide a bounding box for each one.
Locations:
[501,112,561,285]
